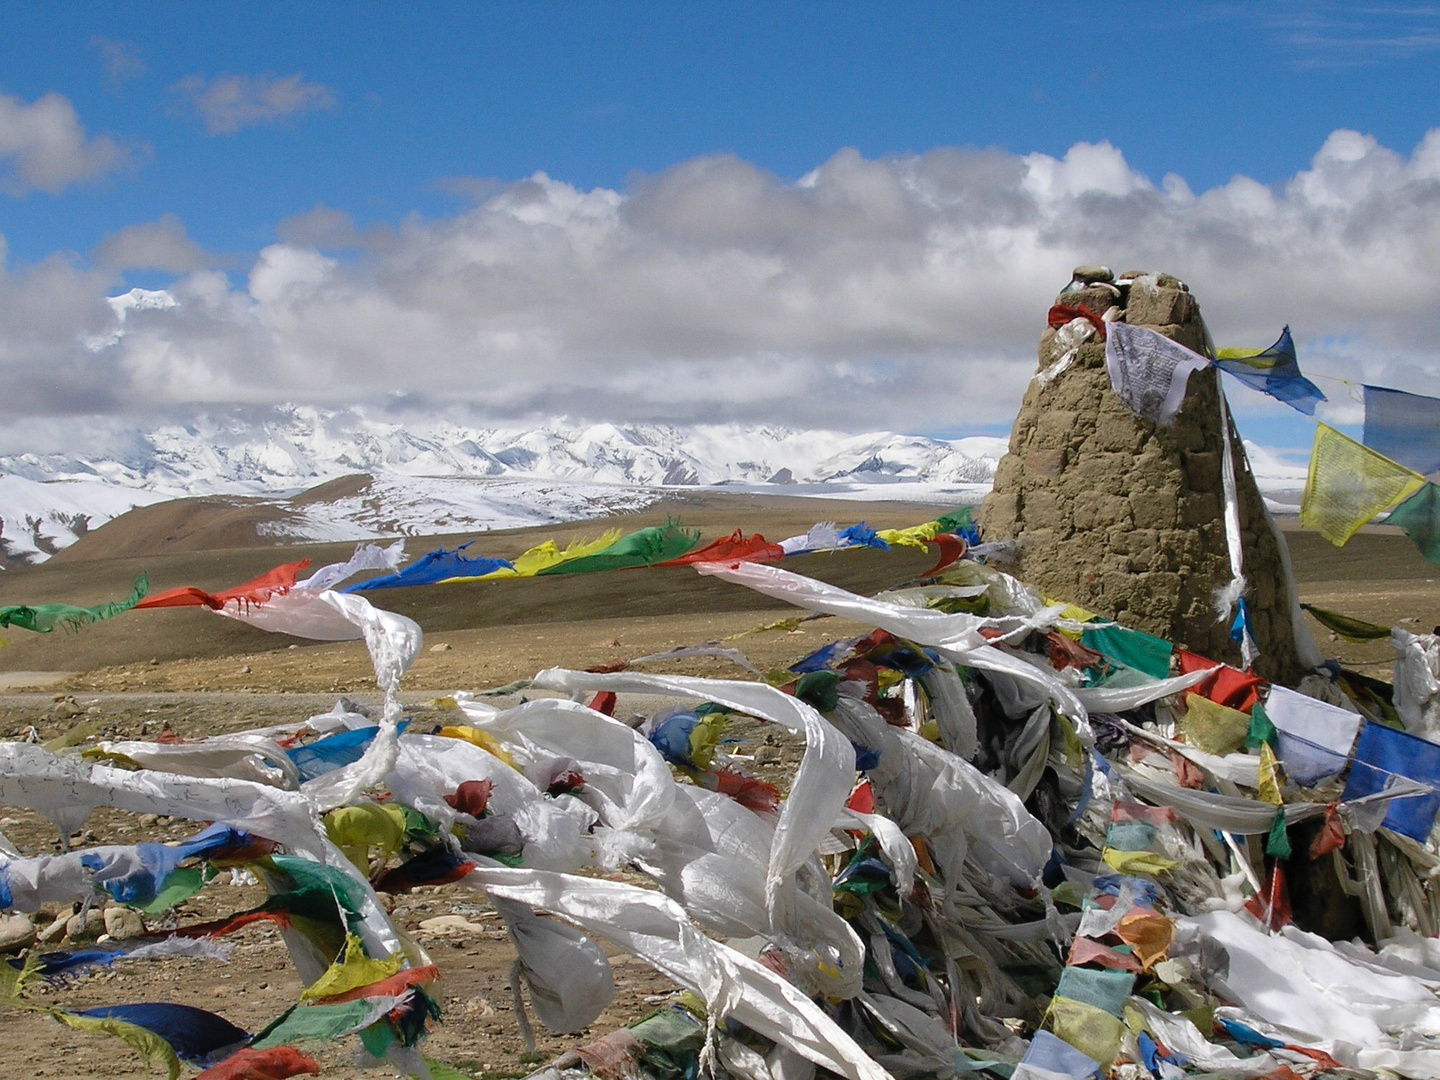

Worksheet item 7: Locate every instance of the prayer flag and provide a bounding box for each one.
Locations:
[1104,323,1209,426]
[1386,482,1440,565]
[1216,327,1324,415]
[1363,385,1440,477]
[1341,721,1440,842]
[1300,425,1425,546]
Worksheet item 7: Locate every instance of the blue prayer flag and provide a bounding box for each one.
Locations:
[1215,327,1325,415]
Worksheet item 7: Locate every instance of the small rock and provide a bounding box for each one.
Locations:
[148,658,159,666]
[0,913,36,954]
[104,906,145,941]
[37,913,69,943]
[65,908,106,943]
[239,665,251,674]
[430,643,452,653]
[139,813,160,826]
[1071,264,1114,284]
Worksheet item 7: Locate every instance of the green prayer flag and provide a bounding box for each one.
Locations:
[251,999,393,1048]
[139,867,210,915]
[538,521,701,575]
[1265,807,1292,859]
[932,506,975,535]
[1386,482,1440,566]
[1080,624,1174,680]
[0,574,148,633]
[1246,702,1278,750]
[1300,603,1393,642]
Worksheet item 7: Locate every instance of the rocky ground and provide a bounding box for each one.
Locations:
[0,499,1435,1078]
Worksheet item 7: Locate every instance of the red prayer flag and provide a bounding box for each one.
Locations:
[1177,649,1263,713]
[656,530,784,567]
[196,1046,321,1079]
[920,534,967,577]
[136,560,312,611]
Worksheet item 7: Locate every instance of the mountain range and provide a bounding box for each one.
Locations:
[0,407,1004,565]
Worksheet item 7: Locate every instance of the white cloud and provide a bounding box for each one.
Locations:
[7,129,1440,438]
[95,214,217,273]
[174,73,337,135]
[91,37,146,89]
[0,90,134,195]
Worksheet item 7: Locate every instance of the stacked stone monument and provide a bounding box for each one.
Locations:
[981,267,1313,685]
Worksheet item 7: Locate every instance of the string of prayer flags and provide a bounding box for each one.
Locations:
[1300,424,1426,546]
[1104,323,1209,426]
[0,574,148,633]
[1215,327,1325,415]
[1363,384,1440,477]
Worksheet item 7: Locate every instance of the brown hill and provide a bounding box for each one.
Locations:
[0,490,957,676]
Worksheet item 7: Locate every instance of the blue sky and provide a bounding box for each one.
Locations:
[1,2,1439,452]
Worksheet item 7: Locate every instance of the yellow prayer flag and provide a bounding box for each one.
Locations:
[1101,847,1179,877]
[437,725,517,767]
[1301,424,1425,546]
[1180,694,1251,756]
[301,934,406,1001]
[1047,997,1126,1067]
[1258,741,1284,806]
[875,522,943,550]
[467,530,624,580]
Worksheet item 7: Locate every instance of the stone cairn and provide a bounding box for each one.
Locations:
[981,266,1312,685]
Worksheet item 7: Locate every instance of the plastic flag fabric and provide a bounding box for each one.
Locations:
[343,543,512,592]
[137,562,310,610]
[1341,721,1440,842]
[1264,685,1362,787]
[1364,384,1440,477]
[0,574,148,633]
[1300,424,1426,546]
[1215,327,1325,415]
[1104,323,1209,426]
[1386,482,1440,565]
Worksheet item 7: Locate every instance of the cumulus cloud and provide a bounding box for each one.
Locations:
[95,213,218,273]
[173,73,337,135]
[0,90,134,195]
[7,129,1440,437]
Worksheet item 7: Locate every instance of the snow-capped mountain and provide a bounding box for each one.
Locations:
[0,406,1005,564]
